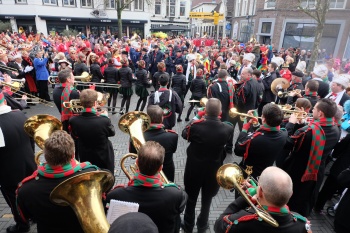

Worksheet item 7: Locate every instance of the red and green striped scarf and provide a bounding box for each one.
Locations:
[262,205,290,214]
[241,124,280,160]
[128,172,163,187]
[218,78,235,108]
[82,107,97,115]
[304,91,318,97]
[38,159,98,178]
[147,123,165,131]
[60,83,75,122]
[292,117,334,182]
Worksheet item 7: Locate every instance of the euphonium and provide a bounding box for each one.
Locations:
[118,111,170,183]
[216,164,279,227]
[24,114,62,165]
[50,170,115,233]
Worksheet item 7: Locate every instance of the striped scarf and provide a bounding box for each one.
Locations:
[241,124,280,160]
[128,172,163,187]
[262,205,290,214]
[304,91,318,97]
[218,78,235,108]
[147,123,164,131]
[60,83,75,122]
[82,107,97,115]
[292,118,334,182]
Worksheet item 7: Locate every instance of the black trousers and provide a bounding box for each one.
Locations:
[225,116,243,151]
[315,175,342,211]
[0,185,29,226]
[37,80,51,101]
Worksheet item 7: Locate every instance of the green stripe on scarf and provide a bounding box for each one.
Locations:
[128,172,177,188]
[304,91,318,97]
[262,205,290,215]
[60,83,75,122]
[217,78,235,108]
[147,123,165,131]
[82,107,97,115]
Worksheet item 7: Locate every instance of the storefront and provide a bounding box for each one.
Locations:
[39,16,89,35]
[0,15,36,33]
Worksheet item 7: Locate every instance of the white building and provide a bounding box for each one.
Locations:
[0,0,191,37]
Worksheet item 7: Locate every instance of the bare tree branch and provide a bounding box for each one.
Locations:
[297,0,318,21]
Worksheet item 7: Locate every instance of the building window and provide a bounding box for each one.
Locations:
[134,0,143,10]
[15,0,27,4]
[43,0,58,5]
[155,0,161,14]
[300,0,316,8]
[63,0,75,6]
[330,0,346,9]
[261,22,272,34]
[180,1,186,16]
[105,0,114,8]
[235,0,241,17]
[282,23,340,55]
[239,20,254,42]
[121,0,131,10]
[166,0,176,17]
[264,0,276,9]
[81,0,92,7]
[241,0,247,16]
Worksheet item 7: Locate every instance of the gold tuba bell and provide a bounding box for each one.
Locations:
[50,170,115,233]
[24,114,62,165]
[216,164,279,227]
[118,111,170,183]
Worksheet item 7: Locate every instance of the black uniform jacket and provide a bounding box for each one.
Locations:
[17,167,98,233]
[182,116,233,196]
[53,85,80,114]
[119,66,133,88]
[106,184,187,233]
[314,79,329,98]
[207,81,230,121]
[73,62,89,76]
[0,110,36,186]
[90,62,104,83]
[152,71,171,90]
[104,64,119,84]
[261,71,277,103]
[135,68,148,87]
[171,72,186,97]
[334,167,350,233]
[234,79,262,113]
[69,113,115,173]
[190,77,206,99]
[214,197,309,233]
[148,89,182,129]
[283,122,340,216]
[130,128,178,181]
[234,127,288,179]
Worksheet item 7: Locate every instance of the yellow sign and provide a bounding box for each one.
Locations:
[189,11,224,25]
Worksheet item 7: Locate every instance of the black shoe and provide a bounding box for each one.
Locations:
[25,106,30,109]
[112,112,117,115]
[181,222,192,233]
[177,118,182,122]
[225,148,233,154]
[185,118,190,122]
[6,224,30,233]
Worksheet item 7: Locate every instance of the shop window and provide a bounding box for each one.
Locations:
[261,22,272,34]
[282,23,340,55]
[134,0,143,11]
[155,0,161,15]
[300,0,316,8]
[105,0,114,8]
[330,0,346,9]
[43,0,58,5]
[63,0,75,7]
[81,0,92,7]
[15,0,27,4]
[166,0,176,17]
[264,0,276,9]
[180,1,186,16]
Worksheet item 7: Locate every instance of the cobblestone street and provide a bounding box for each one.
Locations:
[0,87,336,233]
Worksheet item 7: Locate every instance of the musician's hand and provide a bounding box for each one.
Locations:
[3,73,11,83]
[288,90,297,97]
[21,95,28,101]
[247,110,255,116]
[12,71,19,76]
[289,113,298,124]
[251,194,258,204]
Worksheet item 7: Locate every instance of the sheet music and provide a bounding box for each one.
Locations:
[0,127,5,148]
[106,199,139,224]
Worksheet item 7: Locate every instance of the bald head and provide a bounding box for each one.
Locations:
[259,167,293,207]
[206,98,222,117]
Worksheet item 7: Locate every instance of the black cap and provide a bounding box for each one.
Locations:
[292,71,304,77]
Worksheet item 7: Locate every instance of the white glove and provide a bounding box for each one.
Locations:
[24,66,34,73]
[101,79,105,83]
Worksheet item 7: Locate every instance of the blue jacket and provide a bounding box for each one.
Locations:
[34,57,49,81]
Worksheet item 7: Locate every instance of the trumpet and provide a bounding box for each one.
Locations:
[217,163,279,227]
[229,108,261,124]
[274,103,308,119]
[277,89,304,98]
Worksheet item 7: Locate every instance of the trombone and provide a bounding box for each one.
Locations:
[0,64,19,72]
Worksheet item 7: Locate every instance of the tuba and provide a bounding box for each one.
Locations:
[24,114,62,165]
[216,164,279,227]
[118,111,170,183]
[50,170,115,233]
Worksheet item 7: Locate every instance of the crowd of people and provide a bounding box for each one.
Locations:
[1,29,350,233]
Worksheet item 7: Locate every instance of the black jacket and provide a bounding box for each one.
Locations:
[53,85,80,114]
[73,62,89,76]
[165,57,174,74]
[118,66,133,88]
[173,55,184,68]
[106,184,187,233]
[17,168,98,233]
[149,50,164,75]
[234,79,262,113]
[215,197,309,233]
[135,68,148,87]
[104,64,119,84]
[90,62,104,83]
[329,134,350,179]
[171,72,186,97]
[261,71,277,103]
[208,80,230,121]
[235,127,288,179]
[190,76,206,99]
[69,113,115,174]
[152,71,170,90]
[0,110,36,186]
[314,79,329,98]
[335,167,350,233]
[8,61,25,79]
[148,89,182,129]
